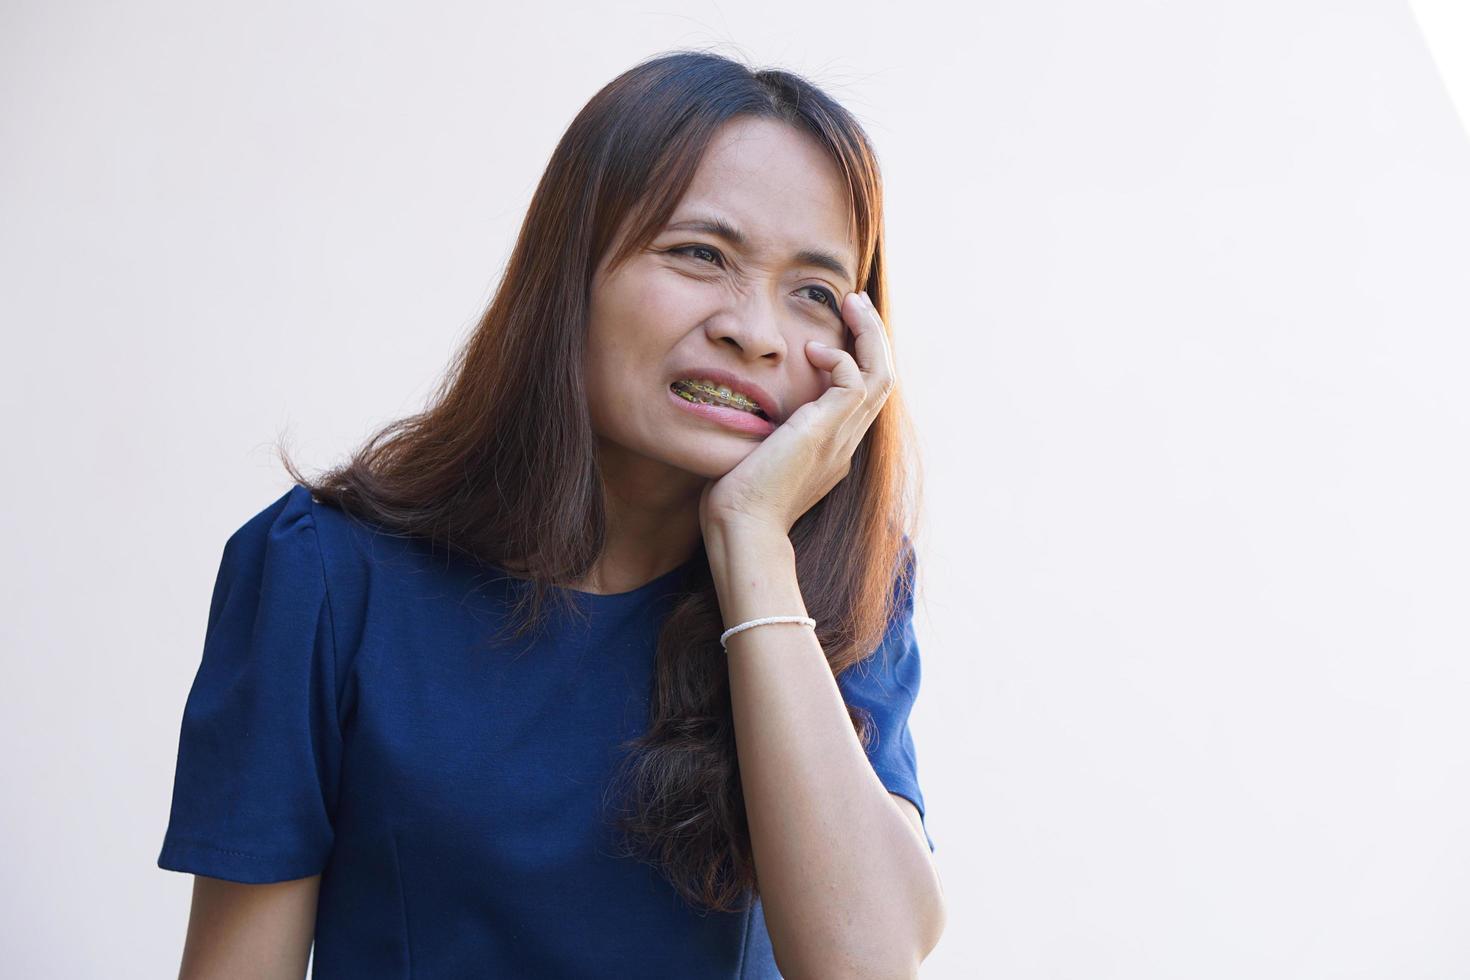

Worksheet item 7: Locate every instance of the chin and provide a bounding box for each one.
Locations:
[658,436,756,479]
[597,419,757,480]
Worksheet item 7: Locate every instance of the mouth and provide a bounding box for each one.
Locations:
[667,382,777,436]
[669,379,772,421]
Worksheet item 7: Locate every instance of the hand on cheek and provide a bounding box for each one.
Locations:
[698,288,891,537]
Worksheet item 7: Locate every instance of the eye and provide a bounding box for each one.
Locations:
[670,246,839,318]
[670,244,724,267]
[801,285,839,313]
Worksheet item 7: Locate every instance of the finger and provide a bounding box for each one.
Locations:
[841,291,895,394]
[804,339,866,395]
[804,339,882,467]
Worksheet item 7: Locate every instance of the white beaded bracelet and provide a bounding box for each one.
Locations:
[719,615,818,650]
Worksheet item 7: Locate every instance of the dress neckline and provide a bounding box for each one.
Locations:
[489,550,704,604]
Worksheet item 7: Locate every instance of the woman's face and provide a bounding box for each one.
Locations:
[586,115,860,489]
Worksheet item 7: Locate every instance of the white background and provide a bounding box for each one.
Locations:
[2,1,1467,976]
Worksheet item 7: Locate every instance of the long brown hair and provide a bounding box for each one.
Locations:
[279,48,923,913]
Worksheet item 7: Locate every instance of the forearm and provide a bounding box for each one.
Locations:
[704,521,942,979]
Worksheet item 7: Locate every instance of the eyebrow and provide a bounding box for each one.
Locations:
[664,214,856,287]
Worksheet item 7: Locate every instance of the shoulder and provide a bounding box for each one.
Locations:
[215,485,322,590]
[252,483,464,624]
[217,484,367,631]
[236,484,392,586]
[275,484,415,570]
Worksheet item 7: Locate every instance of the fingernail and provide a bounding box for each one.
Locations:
[860,290,872,307]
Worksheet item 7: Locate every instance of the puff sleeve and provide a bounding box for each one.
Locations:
[836,542,935,853]
[157,486,343,883]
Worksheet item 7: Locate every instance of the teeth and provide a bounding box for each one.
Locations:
[671,379,768,419]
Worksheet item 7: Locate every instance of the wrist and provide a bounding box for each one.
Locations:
[703,523,804,628]
[704,521,792,580]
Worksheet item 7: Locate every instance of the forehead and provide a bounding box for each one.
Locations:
[674,117,857,270]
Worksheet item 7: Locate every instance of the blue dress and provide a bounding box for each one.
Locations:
[157,484,933,977]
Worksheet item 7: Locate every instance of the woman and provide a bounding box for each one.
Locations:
[158,49,945,978]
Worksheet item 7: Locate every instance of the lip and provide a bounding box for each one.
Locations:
[667,367,783,424]
[667,386,777,437]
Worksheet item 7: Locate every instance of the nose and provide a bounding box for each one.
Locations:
[703,291,788,360]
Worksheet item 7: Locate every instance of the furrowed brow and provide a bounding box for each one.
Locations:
[664,214,855,287]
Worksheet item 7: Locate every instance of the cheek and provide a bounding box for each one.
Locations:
[583,284,677,428]
[784,369,829,414]
[633,272,708,330]
[586,284,650,377]
[600,268,699,345]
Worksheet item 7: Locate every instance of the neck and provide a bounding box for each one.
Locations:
[573,439,706,595]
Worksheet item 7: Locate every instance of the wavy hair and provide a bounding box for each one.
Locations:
[279,48,923,913]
